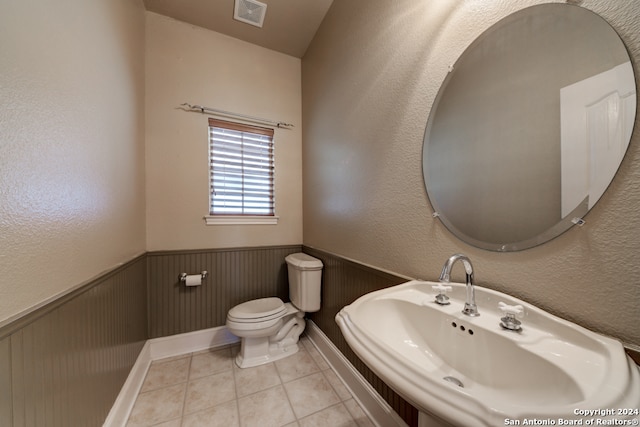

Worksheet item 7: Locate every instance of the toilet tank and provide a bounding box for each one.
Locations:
[285,253,323,312]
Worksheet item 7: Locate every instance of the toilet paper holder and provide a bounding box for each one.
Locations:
[179,271,208,282]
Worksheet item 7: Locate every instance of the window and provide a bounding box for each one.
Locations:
[206,118,277,225]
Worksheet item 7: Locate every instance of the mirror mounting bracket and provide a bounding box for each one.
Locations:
[571,217,586,226]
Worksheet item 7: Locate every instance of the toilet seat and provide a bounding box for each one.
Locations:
[227,297,287,323]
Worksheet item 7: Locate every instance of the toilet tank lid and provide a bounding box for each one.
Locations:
[285,253,323,270]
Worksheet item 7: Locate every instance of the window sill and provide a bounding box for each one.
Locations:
[204,215,279,225]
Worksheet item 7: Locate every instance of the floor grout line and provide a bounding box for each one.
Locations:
[179,354,193,426]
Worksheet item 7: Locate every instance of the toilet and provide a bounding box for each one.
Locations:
[226,252,323,368]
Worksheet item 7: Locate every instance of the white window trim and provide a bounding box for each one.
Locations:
[204,215,279,225]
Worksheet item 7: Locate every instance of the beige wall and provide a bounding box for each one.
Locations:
[145,13,303,251]
[0,0,146,324]
[302,0,640,347]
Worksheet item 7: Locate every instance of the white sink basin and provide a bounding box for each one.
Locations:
[336,280,640,427]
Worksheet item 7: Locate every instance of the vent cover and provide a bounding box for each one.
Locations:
[234,0,267,28]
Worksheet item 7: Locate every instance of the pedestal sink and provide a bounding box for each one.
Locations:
[336,280,640,427]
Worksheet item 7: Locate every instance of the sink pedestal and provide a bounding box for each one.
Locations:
[418,411,454,427]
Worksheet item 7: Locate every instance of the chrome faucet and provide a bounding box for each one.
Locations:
[439,254,479,317]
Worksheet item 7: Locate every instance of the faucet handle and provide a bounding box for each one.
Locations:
[499,302,524,332]
[432,283,452,305]
[432,283,452,293]
[498,302,524,317]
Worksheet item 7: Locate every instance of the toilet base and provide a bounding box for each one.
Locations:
[234,313,306,368]
[235,339,300,368]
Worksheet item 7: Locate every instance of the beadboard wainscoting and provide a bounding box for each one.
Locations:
[6,245,632,426]
[0,255,148,427]
[302,246,420,427]
[146,245,303,338]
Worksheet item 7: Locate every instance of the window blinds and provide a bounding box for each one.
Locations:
[208,118,275,216]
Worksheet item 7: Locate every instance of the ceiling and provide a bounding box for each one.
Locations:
[143,0,334,58]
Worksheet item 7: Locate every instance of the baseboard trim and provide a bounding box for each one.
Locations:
[103,326,239,426]
[305,320,408,427]
[147,325,239,360]
[103,341,152,427]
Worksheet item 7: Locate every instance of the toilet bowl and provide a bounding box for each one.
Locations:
[227,298,305,368]
[226,253,323,368]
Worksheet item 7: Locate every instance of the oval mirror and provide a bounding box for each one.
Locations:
[423,4,636,252]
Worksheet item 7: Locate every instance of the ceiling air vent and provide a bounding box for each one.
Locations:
[234,0,267,28]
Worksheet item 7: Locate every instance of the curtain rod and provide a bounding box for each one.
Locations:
[179,103,294,129]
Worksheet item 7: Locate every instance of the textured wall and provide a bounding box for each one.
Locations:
[145,12,303,251]
[0,0,146,325]
[302,0,640,347]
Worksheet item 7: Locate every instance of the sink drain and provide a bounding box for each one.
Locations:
[443,376,464,387]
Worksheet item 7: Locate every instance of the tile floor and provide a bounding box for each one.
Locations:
[126,335,375,427]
